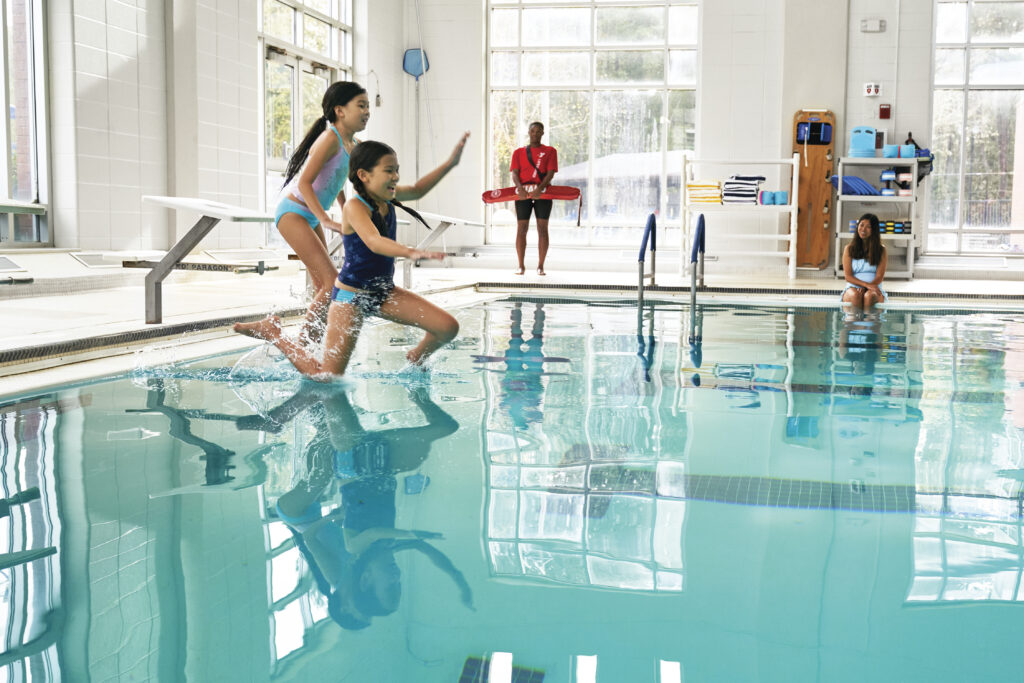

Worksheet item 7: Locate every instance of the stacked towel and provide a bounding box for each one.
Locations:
[722,175,765,204]
[687,181,722,204]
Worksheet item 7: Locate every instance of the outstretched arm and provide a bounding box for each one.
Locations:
[399,541,475,610]
[395,132,470,201]
[343,198,445,262]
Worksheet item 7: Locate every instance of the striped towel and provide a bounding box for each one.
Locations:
[722,174,764,205]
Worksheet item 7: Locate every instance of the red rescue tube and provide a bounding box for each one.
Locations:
[482,185,582,226]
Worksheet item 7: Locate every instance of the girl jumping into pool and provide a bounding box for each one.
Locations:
[234,134,470,377]
[276,81,369,345]
[842,213,887,309]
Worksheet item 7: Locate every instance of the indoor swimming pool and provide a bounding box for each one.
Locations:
[1,297,1023,681]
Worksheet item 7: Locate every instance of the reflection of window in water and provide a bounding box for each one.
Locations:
[485,448,685,592]
[908,319,1024,603]
[0,398,63,676]
[908,501,1024,603]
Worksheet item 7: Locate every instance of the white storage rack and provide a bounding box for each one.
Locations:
[833,157,919,279]
[681,153,801,279]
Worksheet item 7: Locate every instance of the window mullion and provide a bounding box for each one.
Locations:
[956,36,970,253]
[0,0,11,202]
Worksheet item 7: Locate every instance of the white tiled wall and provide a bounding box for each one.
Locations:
[48,0,169,250]
[192,0,261,249]
[48,0,259,251]
[699,0,786,161]
[844,0,934,153]
[397,0,486,231]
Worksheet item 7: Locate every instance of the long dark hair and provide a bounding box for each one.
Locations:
[283,81,366,186]
[850,213,883,265]
[348,140,431,234]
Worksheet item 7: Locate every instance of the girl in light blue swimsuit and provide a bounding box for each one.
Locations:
[275,82,369,345]
[842,213,887,308]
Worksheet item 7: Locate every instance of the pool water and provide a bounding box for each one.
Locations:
[1,298,1023,681]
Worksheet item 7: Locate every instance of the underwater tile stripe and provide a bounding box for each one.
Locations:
[523,474,916,512]
[691,378,1005,405]
[460,657,544,683]
[677,474,916,512]
[0,307,307,366]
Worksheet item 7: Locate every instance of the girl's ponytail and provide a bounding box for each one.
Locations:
[283,116,327,187]
[393,200,432,231]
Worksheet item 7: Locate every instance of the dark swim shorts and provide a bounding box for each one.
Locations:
[514,199,553,221]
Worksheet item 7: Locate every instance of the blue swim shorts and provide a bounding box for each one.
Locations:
[330,281,395,316]
[275,196,319,229]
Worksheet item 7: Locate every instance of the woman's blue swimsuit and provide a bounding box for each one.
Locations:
[842,258,886,301]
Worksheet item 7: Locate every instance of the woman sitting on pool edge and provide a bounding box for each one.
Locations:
[842,213,887,309]
[234,135,468,377]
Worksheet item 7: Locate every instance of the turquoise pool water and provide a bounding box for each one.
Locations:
[1,298,1023,681]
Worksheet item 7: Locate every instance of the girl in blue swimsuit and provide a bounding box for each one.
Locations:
[236,134,470,377]
[276,82,369,345]
[842,213,887,308]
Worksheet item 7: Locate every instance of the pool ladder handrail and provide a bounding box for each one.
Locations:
[637,213,657,308]
[689,214,706,345]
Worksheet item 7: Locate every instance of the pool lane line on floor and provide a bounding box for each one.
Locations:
[477,281,1024,303]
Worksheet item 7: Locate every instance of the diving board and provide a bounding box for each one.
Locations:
[401,210,484,289]
[140,196,275,324]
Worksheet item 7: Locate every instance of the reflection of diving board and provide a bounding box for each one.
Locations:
[138,196,276,323]
[0,547,57,570]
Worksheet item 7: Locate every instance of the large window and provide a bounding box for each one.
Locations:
[930,1,1024,254]
[487,1,698,246]
[259,0,352,234]
[0,0,48,246]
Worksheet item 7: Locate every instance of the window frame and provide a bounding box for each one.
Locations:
[929,0,1024,255]
[485,1,699,246]
[0,0,51,248]
[258,0,353,240]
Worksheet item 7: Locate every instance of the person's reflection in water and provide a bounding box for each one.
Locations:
[501,302,547,429]
[838,309,881,396]
[272,385,473,629]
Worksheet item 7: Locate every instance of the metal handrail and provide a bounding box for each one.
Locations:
[689,214,706,347]
[637,213,657,307]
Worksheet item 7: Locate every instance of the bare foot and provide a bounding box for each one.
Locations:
[514,267,525,275]
[233,315,282,341]
[537,267,546,276]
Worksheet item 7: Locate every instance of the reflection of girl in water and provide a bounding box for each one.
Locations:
[838,310,881,396]
[273,386,473,628]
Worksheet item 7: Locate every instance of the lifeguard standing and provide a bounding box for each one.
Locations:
[510,122,558,275]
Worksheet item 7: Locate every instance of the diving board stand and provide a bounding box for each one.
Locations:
[139,196,275,323]
[401,211,484,289]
